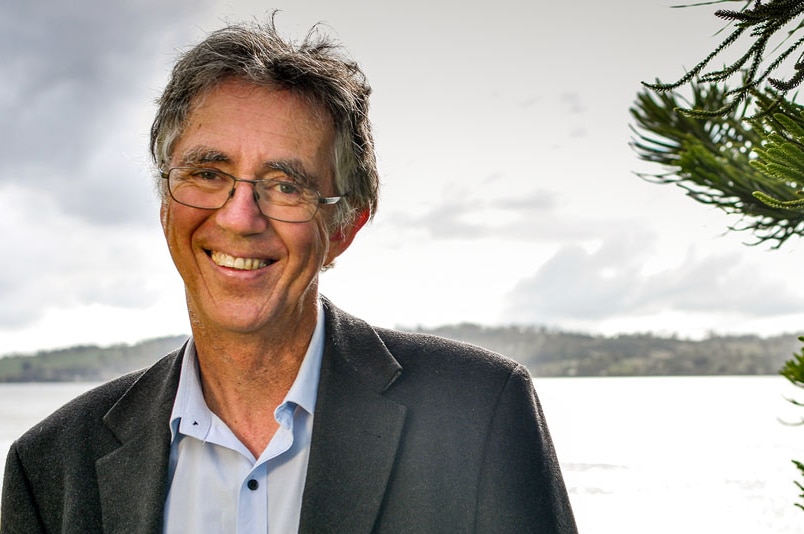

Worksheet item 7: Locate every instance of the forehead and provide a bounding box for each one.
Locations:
[172,79,335,178]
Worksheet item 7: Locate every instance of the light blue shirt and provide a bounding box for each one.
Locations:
[162,302,324,534]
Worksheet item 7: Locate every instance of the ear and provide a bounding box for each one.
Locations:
[325,209,370,265]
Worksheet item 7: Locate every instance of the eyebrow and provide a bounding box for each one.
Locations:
[176,146,320,188]
[177,146,229,166]
[264,160,318,188]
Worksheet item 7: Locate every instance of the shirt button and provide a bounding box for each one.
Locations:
[247,479,259,491]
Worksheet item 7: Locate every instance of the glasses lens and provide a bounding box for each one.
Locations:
[256,181,319,222]
[169,168,232,209]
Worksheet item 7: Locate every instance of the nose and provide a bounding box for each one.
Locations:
[214,181,269,235]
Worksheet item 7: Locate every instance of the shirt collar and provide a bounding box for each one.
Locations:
[284,299,324,415]
[169,299,326,442]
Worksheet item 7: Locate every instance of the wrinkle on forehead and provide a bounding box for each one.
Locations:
[174,80,336,191]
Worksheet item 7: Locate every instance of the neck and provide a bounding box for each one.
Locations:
[187,301,319,456]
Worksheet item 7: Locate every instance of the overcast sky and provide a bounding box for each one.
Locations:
[3,0,803,355]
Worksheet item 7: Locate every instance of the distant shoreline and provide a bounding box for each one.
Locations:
[1,326,799,381]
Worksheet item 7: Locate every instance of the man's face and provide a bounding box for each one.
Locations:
[161,79,360,336]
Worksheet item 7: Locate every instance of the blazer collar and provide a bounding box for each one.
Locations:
[92,299,406,534]
[319,297,402,393]
[96,343,185,534]
[299,298,407,533]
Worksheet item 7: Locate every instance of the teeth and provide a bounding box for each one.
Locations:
[211,251,269,270]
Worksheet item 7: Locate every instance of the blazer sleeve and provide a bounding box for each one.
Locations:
[475,364,578,534]
[1,442,47,534]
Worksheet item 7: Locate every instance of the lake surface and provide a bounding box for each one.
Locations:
[1,376,801,533]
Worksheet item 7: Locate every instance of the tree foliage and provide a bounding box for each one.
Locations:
[631,83,804,247]
[632,0,804,510]
[781,340,804,510]
[645,0,804,117]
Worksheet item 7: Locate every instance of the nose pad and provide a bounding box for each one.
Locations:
[215,182,269,233]
[251,188,265,216]
[226,183,263,213]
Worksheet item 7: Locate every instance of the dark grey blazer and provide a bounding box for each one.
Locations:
[1,299,577,533]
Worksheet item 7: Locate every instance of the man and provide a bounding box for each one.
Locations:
[1,19,577,534]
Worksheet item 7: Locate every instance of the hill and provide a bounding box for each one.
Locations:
[0,336,188,382]
[416,324,800,377]
[0,326,799,382]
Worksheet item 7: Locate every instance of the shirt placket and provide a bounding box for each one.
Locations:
[236,403,296,533]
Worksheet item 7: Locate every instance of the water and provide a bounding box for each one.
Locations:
[534,376,803,533]
[0,377,801,532]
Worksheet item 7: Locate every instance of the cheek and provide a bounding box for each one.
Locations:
[314,219,333,258]
[160,202,170,237]
[290,221,331,265]
[161,203,206,258]
[162,205,185,251]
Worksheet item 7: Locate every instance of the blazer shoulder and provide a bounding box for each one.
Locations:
[374,326,527,381]
[13,347,183,451]
[322,297,530,393]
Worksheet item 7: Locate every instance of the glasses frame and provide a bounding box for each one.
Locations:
[161,167,347,223]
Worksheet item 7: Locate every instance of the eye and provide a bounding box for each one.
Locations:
[189,168,225,182]
[273,181,304,196]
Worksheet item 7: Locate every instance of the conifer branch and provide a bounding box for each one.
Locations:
[645,0,804,115]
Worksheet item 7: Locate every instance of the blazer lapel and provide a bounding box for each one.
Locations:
[300,300,406,534]
[95,346,184,534]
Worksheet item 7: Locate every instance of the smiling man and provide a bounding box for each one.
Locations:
[1,19,577,534]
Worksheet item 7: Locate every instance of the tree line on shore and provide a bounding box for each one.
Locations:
[0,325,798,382]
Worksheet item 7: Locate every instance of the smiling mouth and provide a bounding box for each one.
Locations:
[209,250,273,271]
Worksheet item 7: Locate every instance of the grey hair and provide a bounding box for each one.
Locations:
[150,16,378,231]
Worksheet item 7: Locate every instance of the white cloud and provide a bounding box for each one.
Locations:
[0,185,166,330]
[0,0,209,225]
[502,231,803,331]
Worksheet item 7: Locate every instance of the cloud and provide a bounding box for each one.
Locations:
[0,0,211,226]
[560,92,586,114]
[0,0,220,331]
[0,0,220,333]
[502,231,803,325]
[380,179,605,241]
[0,185,166,330]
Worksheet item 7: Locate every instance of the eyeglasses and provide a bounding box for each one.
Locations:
[161,167,347,223]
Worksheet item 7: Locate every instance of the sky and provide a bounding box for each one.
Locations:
[3,0,804,356]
